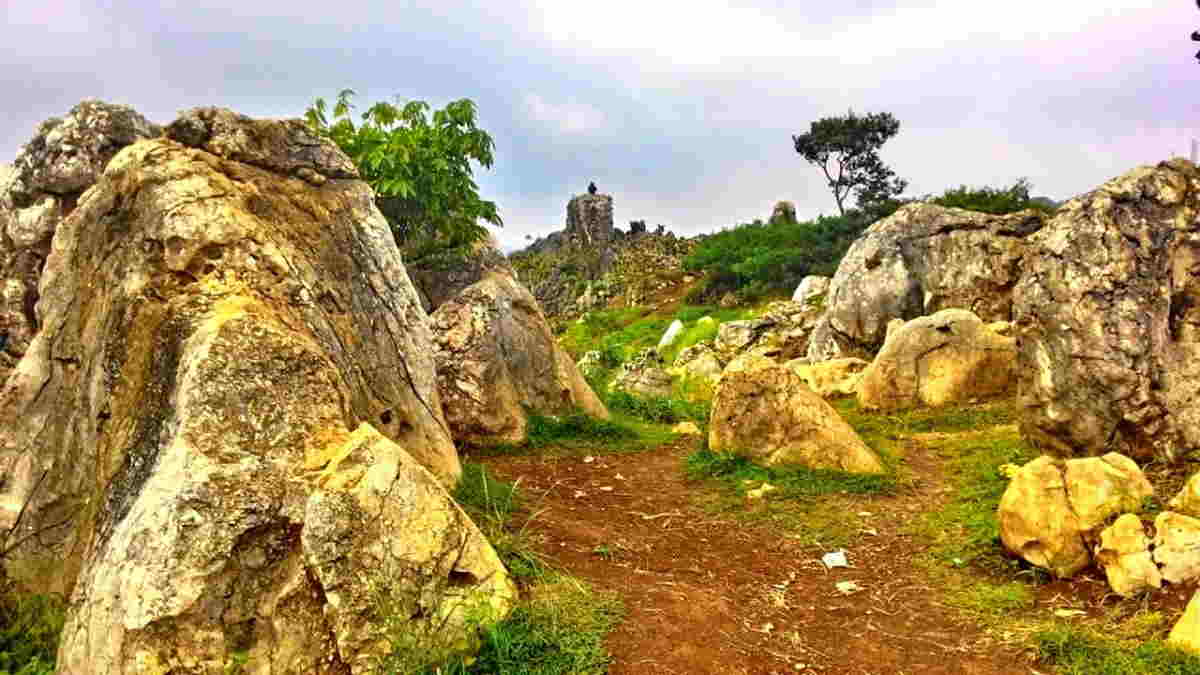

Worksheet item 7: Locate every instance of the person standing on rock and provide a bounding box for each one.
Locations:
[588,181,597,195]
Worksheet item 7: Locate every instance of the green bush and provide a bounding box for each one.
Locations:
[0,592,65,675]
[1035,627,1200,675]
[685,448,896,497]
[602,390,709,425]
[684,212,873,301]
[926,178,1056,215]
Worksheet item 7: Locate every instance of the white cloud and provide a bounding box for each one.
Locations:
[524,94,608,135]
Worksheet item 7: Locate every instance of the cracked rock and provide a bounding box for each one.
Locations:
[1154,511,1200,584]
[1095,513,1161,597]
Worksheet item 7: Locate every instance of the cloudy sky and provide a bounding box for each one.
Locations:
[1,0,1191,250]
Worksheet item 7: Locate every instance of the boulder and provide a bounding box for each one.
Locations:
[657,318,685,351]
[998,453,1152,577]
[857,309,1016,411]
[807,204,1046,362]
[576,349,606,380]
[1169,472,1200,518]
[672,421,702,436]
[1169,591,1200,654]
[714,300,820,362]
[1014,159,1200,461]
[792,275,830,306]
[670,340,725,388]
[0,109,509,673]
[431,270,608,446]
[566,192,615,248]
[611,348,674,399]
[786,357,869,398]
[1094,514,1161,597]
[402,235,515,313]
[0,101,160,381]
[769,200,796,224]
[1154,511,1200,584]
[709,354,884,473]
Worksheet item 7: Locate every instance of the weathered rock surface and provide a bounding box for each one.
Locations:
[1014,159,1200,461]
[770,200,796,224]
[807,204,1046,361]
[566,192,615,248]
[1170,472,1200,518]
[998,453,1152,577]
[0,109,507,673]
[715,300,820,362]
[611,348,674,399]
[1095,514,1161,597]
[1154,511,1200,584]
[709,355,884,473]
[404,235,515,313]
[658,318,684,351]
[431,270,608,445]
[792,275,830,305]
[670,340,724,388]
[0,101,160,380]
[856,309,1016,411]
[787,357,869,398]
[1169,590,1200,654]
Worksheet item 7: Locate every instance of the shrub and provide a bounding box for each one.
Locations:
[0,592,65,675]
[926,178,1056,215]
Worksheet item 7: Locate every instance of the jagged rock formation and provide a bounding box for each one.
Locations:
[0,101,160,380]
[786,357,869,398]
[1095,514,1161,598]
[714,300,820,362]
[0,108,510,673]
[856,309,1016,411]
[709,354,884,473]
[431,270,608,445]
[806,204,1046,361]
[769,200,796,224]
[611,348,674,399]
[792,275,829,305]
[1014,159,1200,461]
[510,192,695,325]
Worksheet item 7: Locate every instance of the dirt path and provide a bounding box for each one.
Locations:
[478,438,1037,675]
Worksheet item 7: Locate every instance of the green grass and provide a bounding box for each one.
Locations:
[685,447,897,498]
[602,389,709,425]
[429,578,623,675]
[0,592,65,675]
[467,410,675,459]
[1036,626,1200,675]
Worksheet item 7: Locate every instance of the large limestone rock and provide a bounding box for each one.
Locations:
[792,275,830,305]
[1153,511,1200,584]
[657,318,685,351]
[1015,159,1200,461]
[1169,591,1200,654]
[998,453,1152,577]
[0,109,508,673]
[0,101,160,381]
[611,348,675,399]
[709,354,885,473]
[1169,472,1200,517]
[807,204,1046,361]
[786,357,868,398]
[403,235,515,313]
[431,270,608,445]
[1094,514,1161,597]
[714,300,820,362]
[669,340,724,389]
[566,192,614,249]
[857,309,1016,411]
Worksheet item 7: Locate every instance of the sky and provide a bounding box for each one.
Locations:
[0,0,1193,251]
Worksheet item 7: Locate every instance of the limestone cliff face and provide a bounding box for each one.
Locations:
[1015,159,1200,461]
[0,108,508,673]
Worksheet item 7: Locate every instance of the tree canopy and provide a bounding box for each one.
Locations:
[304,90,501,262]
[792,110,907,216]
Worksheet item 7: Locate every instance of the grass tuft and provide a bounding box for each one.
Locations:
[0,591,65,675]
[1035,626,1200,675]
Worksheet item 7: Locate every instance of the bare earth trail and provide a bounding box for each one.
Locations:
[478,439,1035,675]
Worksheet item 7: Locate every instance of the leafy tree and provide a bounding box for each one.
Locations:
[793,110,908,216]
[304,90,501,262]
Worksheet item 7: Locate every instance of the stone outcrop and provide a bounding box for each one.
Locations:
[807,204,1046,361]
[792,275,829,305]
[786,357,869,398]
[611,348,674,399]
[714,300,820,363]
[1153,511,1200,584]
[1014,159,1200,461]
[431,270,608,446]
[1094,514,1161,597]
[404,235,515,313]
[1170,591,1200,654]
[0,101,160,380]
[669,340,724,388]
[998,453,1152,577]
[856,309,1016,411]
[0,109,510,673]
[658,318,684,351]
[769,200,796,224]
[566,192,615,248]
[1170,472,1200,518]
[709,355,885,473]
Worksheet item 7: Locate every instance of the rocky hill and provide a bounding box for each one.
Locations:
[509,192,697,327]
